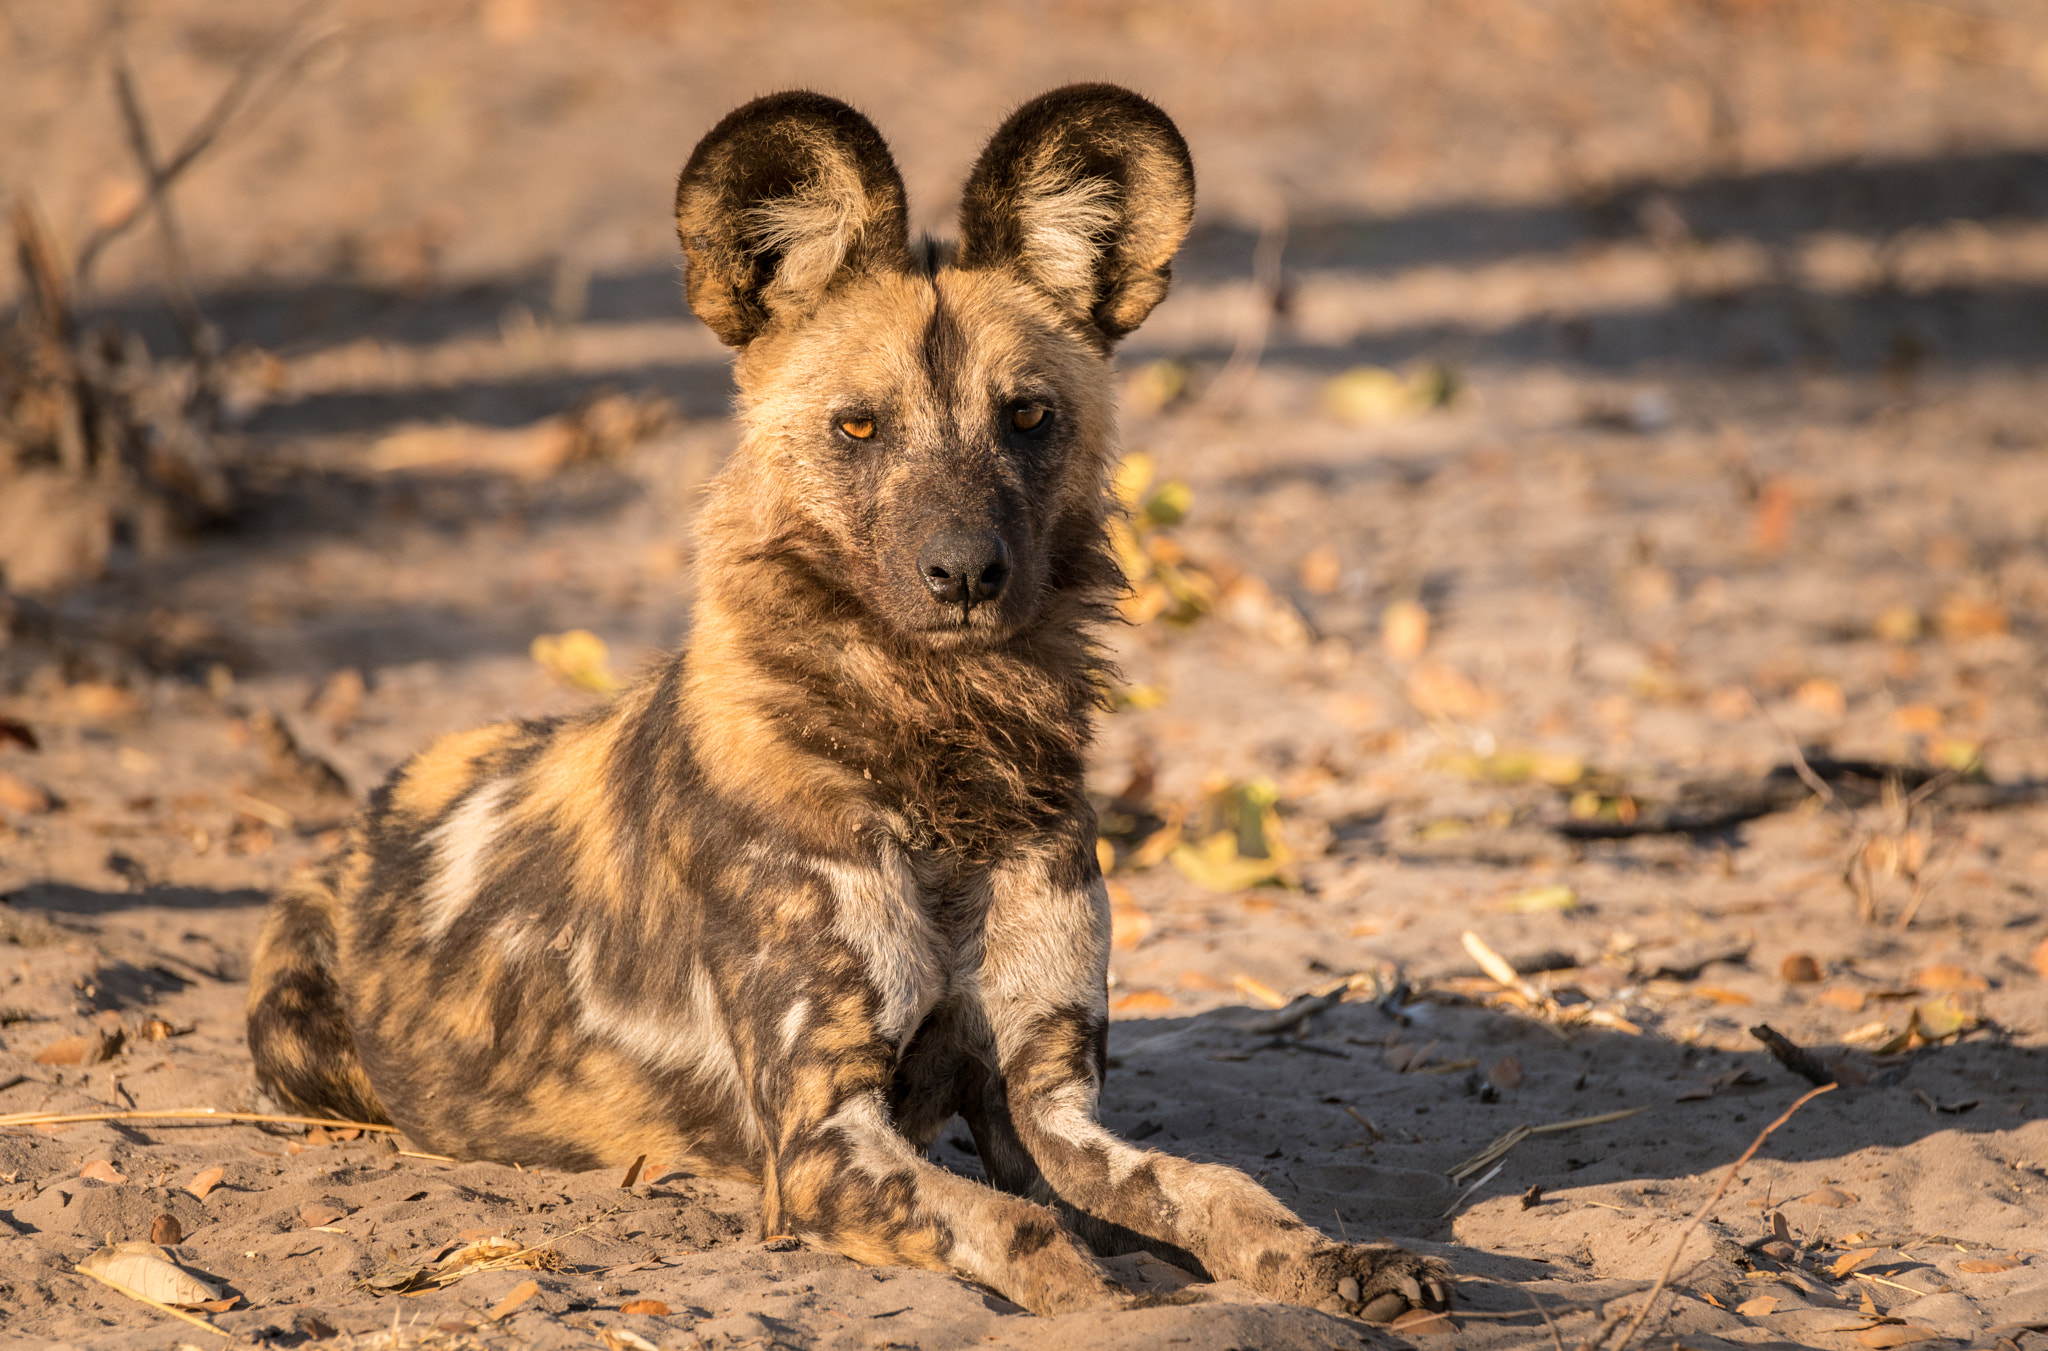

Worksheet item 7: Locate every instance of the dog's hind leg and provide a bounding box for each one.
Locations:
[245,848,387,1124]
[974,842,1453,1323]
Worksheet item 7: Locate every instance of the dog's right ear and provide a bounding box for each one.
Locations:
[674,92,910,346]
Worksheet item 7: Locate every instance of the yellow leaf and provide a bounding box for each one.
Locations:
[1141,481,1192,528]
[1170,832,1289,892]
[1112,990,1175,1014]
[1114,453,1155,510]
[1500,885,1578,914]
[530,629,620,694]
[1736,1295,1778,1317]
[1326,366,1416,424]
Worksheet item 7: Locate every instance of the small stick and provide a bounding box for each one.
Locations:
[75,1265,232,1338]
[1244,983,1350,1036]
[1749,1023,1842,1088]
[397,1150,456,1163]
[1572,1306,1630,1351]
[0,1107,398,1133]
[1342,1105,1383,1140]
[74,0,332,288]
[1529,1289,1567,1351]
[1610,1083,1836,1351]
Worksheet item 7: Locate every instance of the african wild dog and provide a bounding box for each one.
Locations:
[247,84,1451,1320]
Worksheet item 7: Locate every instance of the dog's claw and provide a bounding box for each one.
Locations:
[1299,1242,1454,1323]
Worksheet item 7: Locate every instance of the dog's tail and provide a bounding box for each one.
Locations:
[246,849,389,1125]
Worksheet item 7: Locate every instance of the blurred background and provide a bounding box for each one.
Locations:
[4,0,2048,910]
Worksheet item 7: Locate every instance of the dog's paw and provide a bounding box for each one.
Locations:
[1291,1243,1453,1323]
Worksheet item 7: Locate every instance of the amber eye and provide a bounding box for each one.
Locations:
[1011,404,1048,432]
[839,417,875,440]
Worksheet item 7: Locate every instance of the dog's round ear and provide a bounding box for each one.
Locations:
[957,84,1194,346]
[675,91,911,346]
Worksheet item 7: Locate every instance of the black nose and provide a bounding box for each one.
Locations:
[919,530,1012,607]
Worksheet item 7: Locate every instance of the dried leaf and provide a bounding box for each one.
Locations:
[1406,662,1495,719]
[76,1241,223,1307]
[2031,936,2048,979]
[1380,600,1430,661]
[1780,953,1823,983]
[1112,990,1175,1015]
[1771,1211,1792,1242]
[1737,1295,1779,1317]
[1693,984,1754,1006]
[1299,544,1342,596]
[0,716,37,751]
[1818,987,1868,1012]
[1794,677,1846,719]
[150,1214,183,1245]
[0,769,54,814]
[619,1155,646,1189]
[488,1278,541,1321]
[186,1166,224,1199]
[1795,1186,1858,1208]
[1936,595,2008,641]
[1860,1326,1941,1348]
[1487,1056,1523,1090]
[35,1027,122,1065]
[619,1299,670,1315]
[530,629,621,694]
[80,1159,127,1184]
[299,1204,347,1228]
[1913,965,1987,993]
[1834,1249,1881,1278]
[1232,974,1287,1009]
[1959,1258,2020,1274]
[1110,906,1152,950]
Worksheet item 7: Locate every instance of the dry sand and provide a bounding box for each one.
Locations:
[5,2,2048,1347]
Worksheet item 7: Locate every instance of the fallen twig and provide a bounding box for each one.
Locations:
[0,1107,398,1133]
[1610,1083,1836,1351]
[1750,1023,1861,1088]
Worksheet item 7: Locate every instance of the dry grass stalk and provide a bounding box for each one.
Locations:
[1455,931,1641,1039]
[1609,1083,1836,1351]
[0,1107,399,1133]
[1447,1106,1648,1185]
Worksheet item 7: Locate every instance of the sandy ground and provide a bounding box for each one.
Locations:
[5,2,2048,1348]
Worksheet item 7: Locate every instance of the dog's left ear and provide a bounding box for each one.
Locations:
[957,84,1194,345]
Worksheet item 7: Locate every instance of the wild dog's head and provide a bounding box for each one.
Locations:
[676,85,1193,649]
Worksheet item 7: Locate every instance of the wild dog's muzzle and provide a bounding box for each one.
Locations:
[918,528,1012,610]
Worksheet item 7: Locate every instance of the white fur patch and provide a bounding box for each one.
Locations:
[568,953,755,1139]
[812,851,942,1046]
[1015,171,1119,299]
[419,778,514,942]
[748,161,867,304]
[780,997,811,1052]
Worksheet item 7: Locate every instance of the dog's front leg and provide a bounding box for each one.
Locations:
[750,990,1124,1315]
[974,841,1453,1322]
